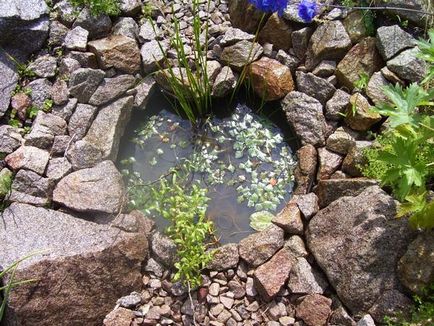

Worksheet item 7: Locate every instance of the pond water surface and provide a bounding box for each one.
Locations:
[118,89,298,243]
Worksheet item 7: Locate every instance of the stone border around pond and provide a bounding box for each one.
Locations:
[0,0,432,325]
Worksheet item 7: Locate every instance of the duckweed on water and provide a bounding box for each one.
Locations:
[123,105,296,238]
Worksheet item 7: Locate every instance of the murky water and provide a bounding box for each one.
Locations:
[118,89,297,243]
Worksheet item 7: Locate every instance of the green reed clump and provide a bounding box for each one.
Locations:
[152,0,211,127]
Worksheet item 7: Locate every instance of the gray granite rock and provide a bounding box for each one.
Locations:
[387,47,427,83]
[282,91,327,146]
[207,243,239,271]
[68,103,98,140]
[325,89,351,121]
[139,20,159,42]
[64,26,89,51]
[120,0,141,15]
[52,98,77,122]
[288,257,328,294]
[239,225,284,267]
[307,186,414,320]
[24,111,67,149]
[212,66,236,97]
[291,27,313,60]
[342,141,372,177]
[366,71,390,106]
[133,76,157,108]
[275,50,300,72]
[53,160,125,214]
[8,169,54,206]
[295,71,336,105]
[53,0,76,26]
[141,40,167,74]
[84,96,133,160]
[28,78,52,107]
[0,202,148,326]
[89,75,135,106]
[317,147,344,180]
[28,54,57,78]
[72,8,112,39]
[376,25,415,60]
[220,27,254,46]
[113,17,139,40]
[46,157,72,180]
[326,127,356,155]
[51,79,69,106]
[373,0,429,27]
[220,40,263,70]
[68,68,105,103]
[5,146,49,174]
[48,20,69,46]
[66,139,104,170]
[151,231,177,268]
[0,125,23,156]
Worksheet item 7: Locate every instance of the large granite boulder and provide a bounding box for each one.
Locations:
[84,96,134,161]
[1,203,149,326]
[307,186,415,321]
[53,160,125,214]
[0,0,49,59]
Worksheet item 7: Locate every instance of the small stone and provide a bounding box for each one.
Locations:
[113,17,139,40]
[254,247,297,301]
[103,307,135,326]
[220,40,263,70]
[66,139,103,170]
[64,26,88,51]
[217,309,232,323]
[144,258,165,278]
[294,193,319,220]
[246,301,259,312]
[376,25,416,60]
[342,10,369,43]
[28,78,52,108]
[220,295,234,309]
[246,277,257,297]
[25,111,67,149]
[0,125,23,156]
[68,103,98,140]
[209,283,220,296]
[88,35,141,74]
[285,236,308,258]
[11,93,31,121]
[312,60,336,78]
[141,40,167,74]
[258,13,292,52]
[387,47,426,83]
[326,89,351,121]
[51,80,69,106]
[317,147,344,180]
[295,294,332,326]
[212,66,236,98]
[329,306,356,326]
[279,316,296,326]
[49,21,69,46]
[342,141,372,177]
[151,232,177,268]
[275,50,300,72]
[68,68,105,103]
[228,280,245,299]
[46,157,72,180]
[267,301,287,320]
[345,93,381,131]
[88,75,135,106]
[220,27,254,46]
[28,55,57,78]
[72,8,112,39]
[292,27,313,60]
[272,202,304,235]
[249,57,294,101]
[5,146,49,175]
[52,98,77,122]
[356,314,376,326]
[295,71,335,105]
[117,292,142,308]
[133,76,156,108]
[239,225,284,267]
[207,243,239,271]
[288,258,328,294]
[366,72,390,106]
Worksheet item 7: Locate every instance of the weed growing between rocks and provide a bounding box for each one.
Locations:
[362,30,434,229]
[68,0,120,16]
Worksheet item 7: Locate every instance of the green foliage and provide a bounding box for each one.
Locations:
[384,283,434,326]
[42,99,54,112]
[27,106,39,119]
[68,0,120,16]
[363,82,434,229]
[153,0,211,126]
[0,170,13,199]
[128,171,214,288]
[354,72,370,92]
[416,29,434,84]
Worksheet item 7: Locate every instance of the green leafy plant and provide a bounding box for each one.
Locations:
[354,72,370,91]
[384,283,434,326]
[68,0,120,16]
[129,171,214,288]
[249,211,274,231]
[27,106,39,119]
[152,0,211,127]
[42,99,54,113]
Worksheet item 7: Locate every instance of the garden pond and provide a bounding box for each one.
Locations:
[118,90,298,243]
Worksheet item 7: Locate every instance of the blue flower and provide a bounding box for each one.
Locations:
[298,0,317,23]
[248,0,289,16]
